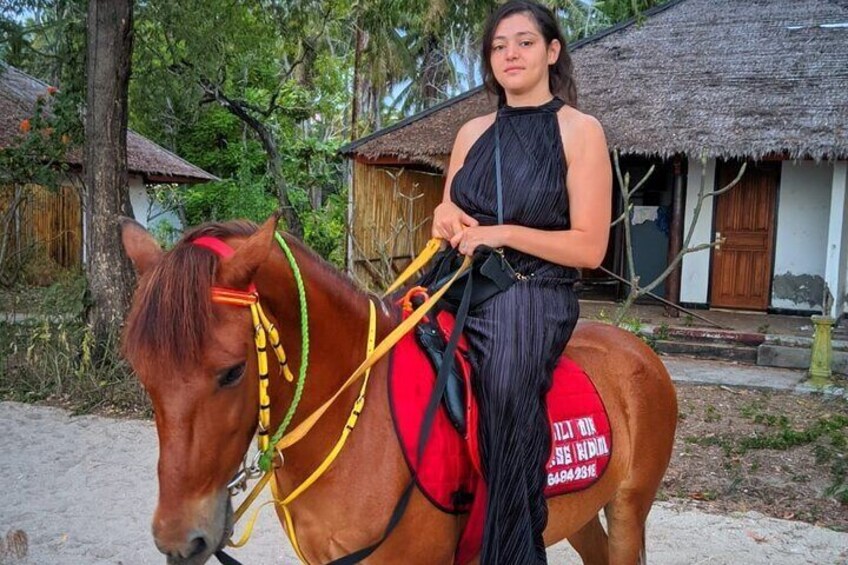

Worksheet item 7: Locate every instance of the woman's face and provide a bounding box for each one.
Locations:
[490,12,560,97]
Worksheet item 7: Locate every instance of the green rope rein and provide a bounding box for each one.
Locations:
[258,232,310,472]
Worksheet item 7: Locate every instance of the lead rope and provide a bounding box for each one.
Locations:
[257,232,311,472]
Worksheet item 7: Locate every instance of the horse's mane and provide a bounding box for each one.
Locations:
[123,220,258,372]
[123,220,370,374]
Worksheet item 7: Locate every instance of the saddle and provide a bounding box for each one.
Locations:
[414,300,469,437]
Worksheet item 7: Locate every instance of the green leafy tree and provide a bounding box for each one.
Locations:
[130,0,355,239]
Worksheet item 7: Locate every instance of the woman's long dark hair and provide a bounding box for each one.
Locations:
[481,1,577,107]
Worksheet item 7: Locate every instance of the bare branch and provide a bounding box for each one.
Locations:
[701,162,747,199]
[609,152,746,325]
[610,204,632,227]
[640,238,725,296]
[628,164,656,198]
[613,151,638,300]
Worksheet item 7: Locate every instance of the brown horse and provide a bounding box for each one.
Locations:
[120,216,677,565]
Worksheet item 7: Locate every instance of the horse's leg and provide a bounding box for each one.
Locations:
[603,488,654,565]
[566,513,609,565]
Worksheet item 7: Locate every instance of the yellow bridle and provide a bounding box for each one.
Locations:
[209,288,294,453]
[226,299,378,563]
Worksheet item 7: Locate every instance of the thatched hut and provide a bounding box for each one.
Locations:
[341,0,848,318]
[0,64,216,272]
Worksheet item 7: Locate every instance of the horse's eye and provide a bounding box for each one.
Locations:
[218,363,246,388]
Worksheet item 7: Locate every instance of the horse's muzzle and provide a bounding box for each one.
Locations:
[154,492,233,565]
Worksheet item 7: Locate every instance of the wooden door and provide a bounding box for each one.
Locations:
[710,161,779,310]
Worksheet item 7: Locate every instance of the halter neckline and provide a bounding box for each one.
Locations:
[499,96,564,117]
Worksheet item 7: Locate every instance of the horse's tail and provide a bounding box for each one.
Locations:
[639,528,647,565]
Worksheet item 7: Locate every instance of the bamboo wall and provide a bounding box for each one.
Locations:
[350,160,445,288]
[0,183,83,271]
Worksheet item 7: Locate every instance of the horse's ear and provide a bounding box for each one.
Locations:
[120,217,163,275]
[218,214,279,289]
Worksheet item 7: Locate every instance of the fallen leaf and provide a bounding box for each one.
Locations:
[746,530,767,543]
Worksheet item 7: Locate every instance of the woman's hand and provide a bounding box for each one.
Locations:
[450,225,510,256]
[431,201,479,240]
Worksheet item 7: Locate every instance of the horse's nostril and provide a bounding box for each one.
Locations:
[183,533,208,559]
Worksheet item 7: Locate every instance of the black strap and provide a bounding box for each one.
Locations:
[215,549,244,565]
[494,118,503,226]
[327,270,475,565]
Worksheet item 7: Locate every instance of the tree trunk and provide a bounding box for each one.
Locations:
[203,84,303,238]
[84,0,135,350]
[255,120,303,238]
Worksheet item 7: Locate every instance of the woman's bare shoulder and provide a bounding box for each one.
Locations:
[556,105,604,138]
[556,105,607,162]
[453,112,497,154]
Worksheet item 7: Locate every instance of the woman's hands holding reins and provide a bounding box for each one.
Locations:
[432,201,509,256]
[432,201,478,241]
[450,225,509,257]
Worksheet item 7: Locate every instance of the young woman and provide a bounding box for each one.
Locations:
[430,1,612,562]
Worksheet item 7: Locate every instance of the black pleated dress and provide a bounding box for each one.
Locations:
[450,97,580,564]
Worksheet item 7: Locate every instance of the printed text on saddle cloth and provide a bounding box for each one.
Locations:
[547,415,610,489]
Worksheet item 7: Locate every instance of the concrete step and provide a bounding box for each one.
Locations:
[763,334,848,352]
[757,343,848,374]
[652,339,759,364]
[649,335,847,375]
[642,324,765,347]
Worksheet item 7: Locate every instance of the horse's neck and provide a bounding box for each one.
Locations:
[259,239,384,427]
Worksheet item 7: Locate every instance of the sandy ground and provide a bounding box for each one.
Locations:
[1,401,846,565]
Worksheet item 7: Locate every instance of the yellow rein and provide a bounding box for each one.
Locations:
[228,299,378,562]
[225,238,462,561]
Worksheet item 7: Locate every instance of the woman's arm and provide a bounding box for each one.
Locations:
[431,115,493,240]
[451,111,612,269]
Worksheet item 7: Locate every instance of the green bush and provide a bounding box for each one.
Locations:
[301,189,347,267]
[0,319,147,415]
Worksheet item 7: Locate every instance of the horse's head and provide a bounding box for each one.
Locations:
[121,217,278,564]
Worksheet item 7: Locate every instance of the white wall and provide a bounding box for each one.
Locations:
[128,175,183,243]
[128,175,148,224]
[826,162,848,317]
[842,163,848,316]
[680,158,716,304]
[771,161,832,311]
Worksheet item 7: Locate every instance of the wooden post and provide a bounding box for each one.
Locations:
[664,157,684,316]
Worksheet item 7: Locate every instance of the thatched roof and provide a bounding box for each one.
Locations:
[342,0,848,165]
[0,64,218,184]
